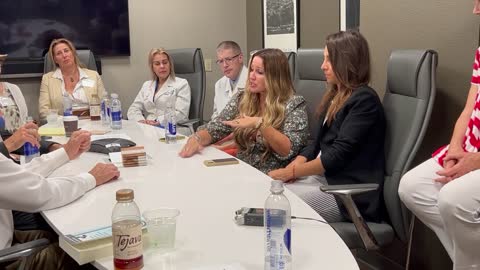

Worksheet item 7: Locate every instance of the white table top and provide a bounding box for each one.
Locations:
[43,120,358,270]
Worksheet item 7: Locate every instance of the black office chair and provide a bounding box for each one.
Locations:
[320,50,438,261]
[293,48,328,141]
[0,238,50,270]
[168,48,206,135]
[43,49,98,73]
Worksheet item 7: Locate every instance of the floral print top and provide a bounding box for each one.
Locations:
[0,84,21,134]
[206,91,309,174]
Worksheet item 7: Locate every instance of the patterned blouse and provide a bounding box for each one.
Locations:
[0,84,21,134]
[206,91,309,174]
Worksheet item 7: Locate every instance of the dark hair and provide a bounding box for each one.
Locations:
[317,30,371,124]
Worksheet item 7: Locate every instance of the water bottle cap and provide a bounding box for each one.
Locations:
[111,93,118,99]
[116,189,134,201]
[270,180,284,193]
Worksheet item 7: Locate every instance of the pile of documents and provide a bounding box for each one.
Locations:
[121,146,147,167]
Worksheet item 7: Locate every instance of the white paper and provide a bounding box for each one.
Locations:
[108,152,123,168]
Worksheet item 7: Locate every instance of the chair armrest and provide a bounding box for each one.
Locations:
[177,118,200,126]
[321,184,380,251]
[0,238,50,264]
[177,119,200,135]
[320,183,379,195]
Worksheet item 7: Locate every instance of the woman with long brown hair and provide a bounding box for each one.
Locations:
[179,48,308,174]
[270,30,386,223]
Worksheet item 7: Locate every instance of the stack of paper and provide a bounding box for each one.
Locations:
[38,126,65,136]
[121,146,147,167]
[60,222,148,265]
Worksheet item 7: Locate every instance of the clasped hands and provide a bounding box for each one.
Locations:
[435,149,480,183]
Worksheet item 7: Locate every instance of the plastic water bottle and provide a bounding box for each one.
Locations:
[101,91,110,126]
[63,93,73,116]
[23,116,40,164]
[165,103,176,144]
[110,93,122,130]
[112,189,144,270]
[264,180,292,270]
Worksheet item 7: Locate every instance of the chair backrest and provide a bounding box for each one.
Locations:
[167,48,206,126]
[43,49,97,73]
[285,51,296,83]
[383,50,437,242]
[294,48,327,140]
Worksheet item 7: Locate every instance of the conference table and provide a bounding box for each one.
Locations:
[42,119,359,270]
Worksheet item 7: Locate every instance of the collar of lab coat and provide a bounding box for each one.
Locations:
[224,65,248,94]
[149,76,176,102]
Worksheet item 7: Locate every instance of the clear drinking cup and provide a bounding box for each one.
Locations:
[143,208,180,249]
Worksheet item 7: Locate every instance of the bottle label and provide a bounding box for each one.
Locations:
[111,111,122,121]
[168,121,176,135]
[112,222,143,260]
[64,109,73,116]
[90,105,101,117]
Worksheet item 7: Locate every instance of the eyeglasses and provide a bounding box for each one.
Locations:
[216,54,240,65]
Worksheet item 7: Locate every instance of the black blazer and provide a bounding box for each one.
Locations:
[300,86,386,222]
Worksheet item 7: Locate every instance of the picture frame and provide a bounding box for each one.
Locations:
[262,0,300,52]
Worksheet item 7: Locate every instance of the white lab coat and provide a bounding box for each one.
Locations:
[211,66,248,120]
[0,149,95,249]
[127,76,191,123]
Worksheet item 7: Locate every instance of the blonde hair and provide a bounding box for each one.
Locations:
[48,38,84,68]
[234,48,294,161]
[148,48,175,81]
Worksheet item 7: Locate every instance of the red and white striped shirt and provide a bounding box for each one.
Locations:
[433,47,480,165]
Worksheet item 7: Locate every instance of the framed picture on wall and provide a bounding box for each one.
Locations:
[262,0,299,52]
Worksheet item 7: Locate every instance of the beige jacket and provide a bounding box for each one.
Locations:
[38,68,105,120]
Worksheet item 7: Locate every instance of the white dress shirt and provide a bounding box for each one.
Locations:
[211,66,248,120]
[0,149,95,249]
[53,68,93,106]
[127,76,191,122]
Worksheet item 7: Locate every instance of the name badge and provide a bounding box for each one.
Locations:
[82,79,95,88]
[0,96,15,107]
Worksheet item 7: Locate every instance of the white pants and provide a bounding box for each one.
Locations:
[398,158,480,270]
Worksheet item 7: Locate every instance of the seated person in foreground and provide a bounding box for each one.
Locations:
[179,48,308,174]
[127,48,191,127]
[38,38,105,121]
[398,1,480,268]
[0,130,119,270]
[269,30,386,223]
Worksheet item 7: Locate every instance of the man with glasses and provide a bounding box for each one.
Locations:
[212,41,248,120]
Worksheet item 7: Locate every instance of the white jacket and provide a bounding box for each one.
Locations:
[212,66,248,120]
[127,76,191,122]
[0,149,95,249]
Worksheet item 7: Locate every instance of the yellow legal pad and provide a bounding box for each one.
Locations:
[39,126,66,136]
